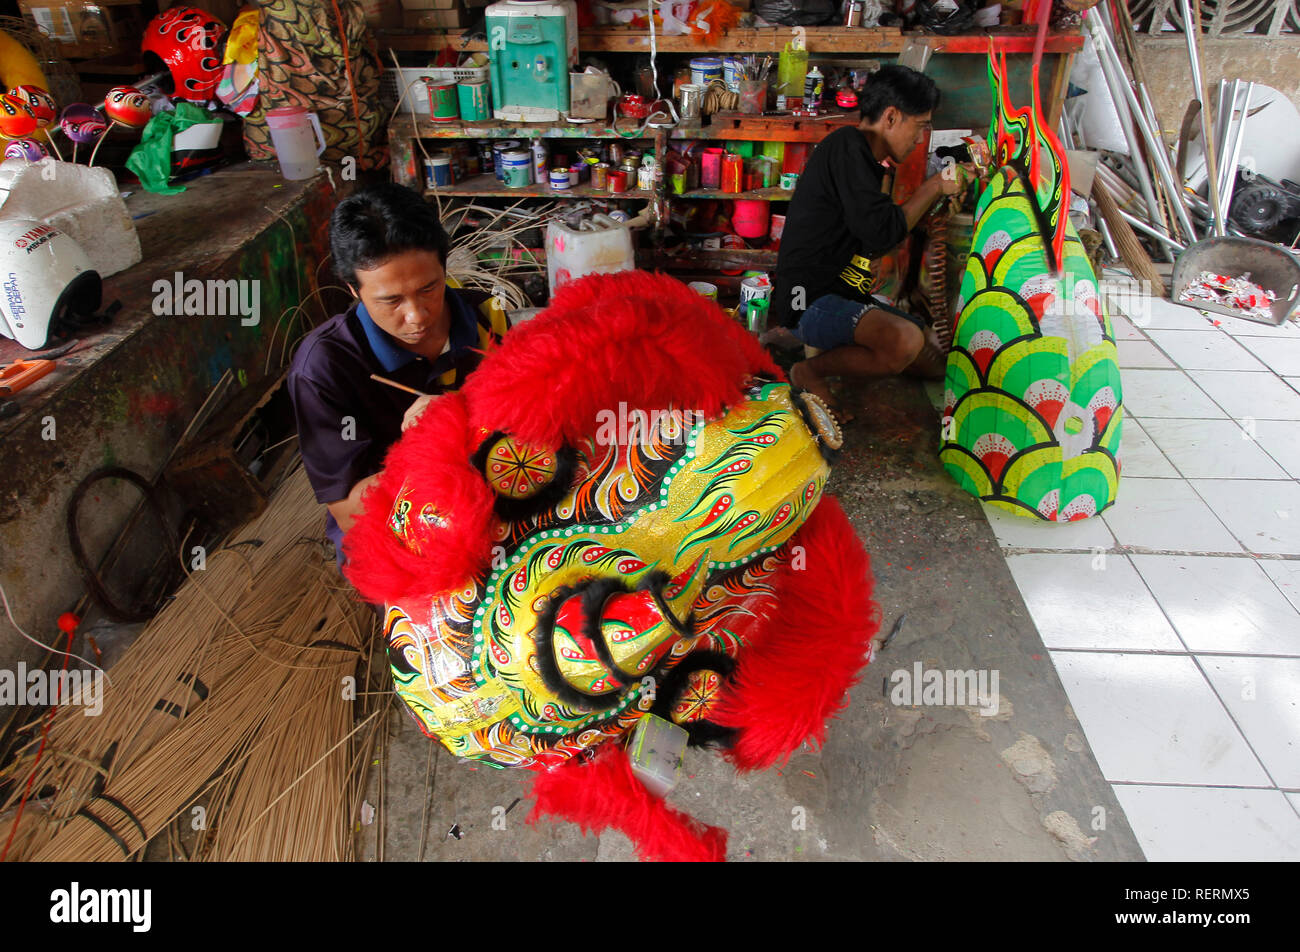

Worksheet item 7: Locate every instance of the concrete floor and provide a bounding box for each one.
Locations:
[361,371,1145,862]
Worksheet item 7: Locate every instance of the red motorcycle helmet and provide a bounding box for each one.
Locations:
[141,6,227,102]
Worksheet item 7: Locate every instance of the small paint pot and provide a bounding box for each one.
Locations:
[550,168,571,190]
[779,171,798,190]
[591,163,608,189]
[457,81,490,121]
[501,149,531,188]
[688,281,718,300]
[608,168,628,194]
[493,139,521,180]
[721,153,744,194]
[429,83,459,122]
[424,153,451,187]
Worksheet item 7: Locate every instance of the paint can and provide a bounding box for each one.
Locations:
[569,165,582,187]
[779,171,798,190]
[424,153,452,188]
[457,81,490,121]
[429,83,459,122]
[769,213,787,241]
[550,168,571,190]
[591,162,609,189]
[701,148,723,189]
[739,273,773,306]
[689,56,722,87]
[721,153,744,194]
[608,168,628,193]
[688,281,718,300]
[493,140,521,181]
[723,56,743,93]
[502,149,532,188]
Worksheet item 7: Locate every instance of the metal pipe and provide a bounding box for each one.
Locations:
[1119,209,1188,251]
[1087,16,1174,259]
[1095,211,1120,259]
[1182,0,1225,236]
[1221,82,1253,226]
[1216,80,1239,202]
[1091,13,1199,243]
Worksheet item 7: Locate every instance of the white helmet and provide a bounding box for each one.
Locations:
[0,218,101,351]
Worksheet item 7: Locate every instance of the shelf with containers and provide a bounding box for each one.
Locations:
[384,25,1084,301]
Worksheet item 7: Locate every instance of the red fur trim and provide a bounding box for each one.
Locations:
[710,495,879,771]
[461,271,781,451]
[527,744,728,862]
[342,391,499,603]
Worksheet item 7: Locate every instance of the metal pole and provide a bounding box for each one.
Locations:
[1090,13,1198,243]
[1183,0,1225,236]
[1220,82,1253,227]
[1216,80,1238,202]
[1087,17,1173,259]
[1095,213,1121,259]
[1120,209,1188,251]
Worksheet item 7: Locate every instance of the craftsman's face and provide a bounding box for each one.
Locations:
[882,107,932,164]
[352,249,447,350]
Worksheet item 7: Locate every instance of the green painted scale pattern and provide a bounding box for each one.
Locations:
[939,76,1124,522]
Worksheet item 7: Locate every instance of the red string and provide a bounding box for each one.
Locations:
[330,0,368,163]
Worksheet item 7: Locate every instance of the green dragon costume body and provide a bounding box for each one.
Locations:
[940,49,1124,521]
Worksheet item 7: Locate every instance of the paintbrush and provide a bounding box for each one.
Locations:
[370,374,430,397]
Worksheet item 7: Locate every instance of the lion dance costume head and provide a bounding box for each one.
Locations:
[346,271,880,860]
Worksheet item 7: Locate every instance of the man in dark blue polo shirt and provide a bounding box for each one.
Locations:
[288,184,509,565]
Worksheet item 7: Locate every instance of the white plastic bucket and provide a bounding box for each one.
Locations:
[264,107,327,181]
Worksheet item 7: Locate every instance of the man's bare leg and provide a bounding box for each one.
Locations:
[789,309,925,421]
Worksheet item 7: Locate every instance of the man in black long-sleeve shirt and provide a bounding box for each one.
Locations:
[770,65,970,422]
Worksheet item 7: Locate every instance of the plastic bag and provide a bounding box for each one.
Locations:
[124,102,221,195]
[754,0,838,26]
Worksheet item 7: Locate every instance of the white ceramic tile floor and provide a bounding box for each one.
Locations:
[1145,329,1267,372]
[1141,419,1289,479]
[1004,553,1182,651]
[976,273,1300,859]
[1186,370,1300,421]
[1117,339,1174,369]
[1119,369,1227,419]
[1238,337,1300,376]
[1050,652,1271,786]
[1118,419,1179,478]
[1190,478,1300,555]
[1129,555,1300,656]
[1110,786,1300,861]
[1199,656,1300,788]
[1102,477,1241,552]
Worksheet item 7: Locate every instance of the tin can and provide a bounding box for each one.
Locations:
[550,168,571,190]
[429,83,459,122]
[779,171,798,190]
[723,56,743,93]
[607,142,623,165]
[769,213,786,241]
[569,165,582,186]
[493,140,521,181]
[721,153,743,194]
[637,162,655,191]
[689,56,722,87]
[701,148,723,189]
[457,81,489,121]
[688,281,718,300]
[479,140,493,172]
[502,149,532,188]
[591,162,609,189]
[679,83,704,120]
[608,168,628,193]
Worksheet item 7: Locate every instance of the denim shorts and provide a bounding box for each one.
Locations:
[795,293,925,351]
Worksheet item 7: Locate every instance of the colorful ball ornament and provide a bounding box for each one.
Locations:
[0,93,37,139]
[59,103,106,143]
[4,137,47,160]
[9,85,56,125]
[103,86,151,128]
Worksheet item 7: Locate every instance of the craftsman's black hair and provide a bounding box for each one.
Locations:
[859,64,941,122]
[330,183,451,288]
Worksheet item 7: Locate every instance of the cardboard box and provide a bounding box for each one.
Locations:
[403,8,466,29]
[19,1,143,60]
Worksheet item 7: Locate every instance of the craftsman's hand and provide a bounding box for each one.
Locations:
[402,394,438,432]
[938,162,976,196]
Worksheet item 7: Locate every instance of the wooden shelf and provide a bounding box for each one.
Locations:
[391,115,658,140]
[380,25,1083,55]
[675,186,794,201]
[639,247,779,271]
[675,112,859,142]
[423,174,653,200]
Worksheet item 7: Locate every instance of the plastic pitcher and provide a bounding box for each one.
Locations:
[264,107,326,181]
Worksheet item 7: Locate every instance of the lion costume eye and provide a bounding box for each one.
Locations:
[470,430,577,521]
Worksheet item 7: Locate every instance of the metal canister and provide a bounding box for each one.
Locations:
[637,162,655,191]
[457,81,490,121]
[502,149,532,188]
[607,142,624,165]
[549,168,571,190]
[679,83,704,121]
[429,83,459,122]
[493,140,521,181]
[608,168,628,194]
[568,165,582,187]
[721,153,743,193]
[591,162,609,189]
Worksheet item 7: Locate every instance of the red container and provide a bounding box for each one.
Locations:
[618,94,651,119]
[721,153,743,194]
[701,147,724,189]
[733,199,770,239]
[608,168,629,193]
